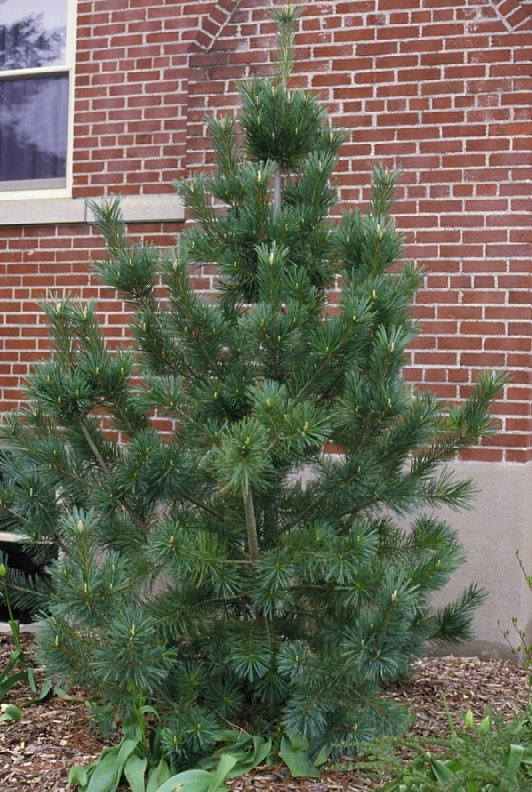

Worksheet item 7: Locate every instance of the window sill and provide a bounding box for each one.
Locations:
[0,194,185,226]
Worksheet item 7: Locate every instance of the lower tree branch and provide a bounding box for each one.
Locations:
[77,417,147,534]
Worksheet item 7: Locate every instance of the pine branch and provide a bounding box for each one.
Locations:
[273,170,282,215]
[76,417,147,534]
[3,4,504,764]
[243,489,260,562]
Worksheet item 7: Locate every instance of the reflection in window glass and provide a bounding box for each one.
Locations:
[0,0,68,70]
[0,75,68,182]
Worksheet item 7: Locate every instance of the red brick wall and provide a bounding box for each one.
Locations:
[1,0,531,462]
[73,0,237,196]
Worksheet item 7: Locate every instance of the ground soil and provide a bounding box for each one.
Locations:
[0,634,528,791]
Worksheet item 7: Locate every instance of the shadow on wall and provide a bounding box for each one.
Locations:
[430,460,532,660]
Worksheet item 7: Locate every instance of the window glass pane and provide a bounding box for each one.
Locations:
[0,74,68,184]
[0,0,68,70]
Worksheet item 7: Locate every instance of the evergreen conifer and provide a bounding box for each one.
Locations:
[0,4,502,764]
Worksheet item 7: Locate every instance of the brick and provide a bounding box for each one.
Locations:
[439,336,482,351]
[505,450,531,463]
[460,352,505,369]
[0,0,530,458]
[460,448,503,462]
[421,80,464,95]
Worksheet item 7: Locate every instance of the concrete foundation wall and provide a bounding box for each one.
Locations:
[431,461,532,659]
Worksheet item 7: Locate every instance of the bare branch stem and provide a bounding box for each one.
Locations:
[243,488,260,562]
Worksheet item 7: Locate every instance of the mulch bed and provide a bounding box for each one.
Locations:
[0,634,528,791]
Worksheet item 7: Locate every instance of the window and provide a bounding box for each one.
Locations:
[0,0,75,197]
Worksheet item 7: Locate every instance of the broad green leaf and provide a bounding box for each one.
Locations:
[124,754,148,792]
[123,714,144,742]
[0,649,22,679]
[68,764,90,788]
[156,768,217,792]
[206,754,237,792]
[215,729,240,742]
[54,687,78,701]
[286,731,308,753]
[113,737,142,786]
[383,780,410,792]
[228,736,272,777]
[429,758,455,783]
[86,746,121,792]
[139,705,160,719]
[0,670,29,699]
[279,735,320,778]
[443,759,462,772]
[0,703,21,722]
[117,738,142,764]
[37,678,53,701]
[310,743,331,767]
[27,666,38,694]
[199,734,271,777]
[501,744,525,779]
[146,757,172,792]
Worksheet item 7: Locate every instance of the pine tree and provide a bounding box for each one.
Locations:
[0,5,502,764]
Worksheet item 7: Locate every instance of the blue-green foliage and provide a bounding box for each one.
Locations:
[0,3,503,771]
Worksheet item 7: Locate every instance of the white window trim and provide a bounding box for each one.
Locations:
[0,0,77,202]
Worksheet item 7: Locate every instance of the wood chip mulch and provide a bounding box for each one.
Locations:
[0,634,528,791]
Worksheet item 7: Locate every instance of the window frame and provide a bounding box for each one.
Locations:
[0,0,77,202]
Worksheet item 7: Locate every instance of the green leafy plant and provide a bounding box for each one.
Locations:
[71,712,321,791]
[0,560,76,717]
[499,551,532,697]
[0,2,503,772]
[69,700,173,792]
[383,706,532,791]
[0,561,39,702]
[0,703,22,723]
[201,728,329,779]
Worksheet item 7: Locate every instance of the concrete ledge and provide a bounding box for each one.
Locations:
[0,531,27,543]
[0,194,185,226]
[0,621,39,634]
[1,197,85,225]
[86,194,185,224]
[431,460,532,658]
